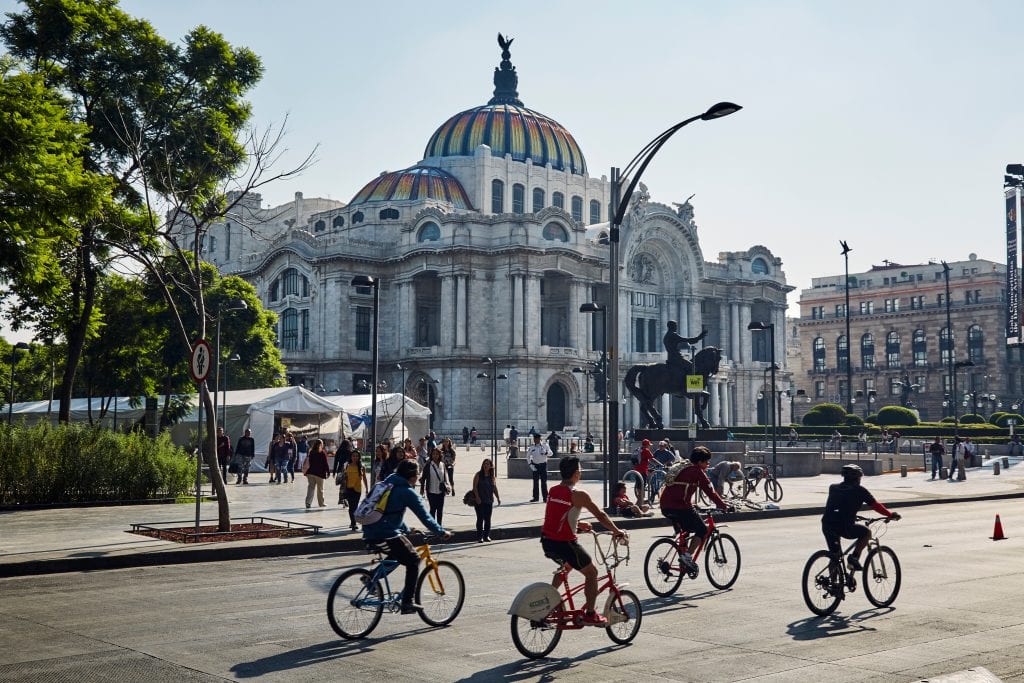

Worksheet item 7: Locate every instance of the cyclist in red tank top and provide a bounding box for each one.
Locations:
[540,456,627,626]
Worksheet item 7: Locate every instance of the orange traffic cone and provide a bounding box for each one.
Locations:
[992,515,1007,541]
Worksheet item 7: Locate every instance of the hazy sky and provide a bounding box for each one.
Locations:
[3,0,1023,342]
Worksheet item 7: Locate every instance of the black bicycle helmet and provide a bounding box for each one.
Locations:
[841,464,863,478]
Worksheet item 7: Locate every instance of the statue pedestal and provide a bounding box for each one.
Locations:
[634,428,729,443]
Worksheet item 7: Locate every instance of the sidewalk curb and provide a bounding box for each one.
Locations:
[3,491,1022,579]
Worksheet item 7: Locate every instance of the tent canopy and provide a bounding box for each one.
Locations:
[321,393,431,444]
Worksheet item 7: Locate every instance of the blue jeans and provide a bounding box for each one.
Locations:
[931,453,942,478]
[275,456,290,483]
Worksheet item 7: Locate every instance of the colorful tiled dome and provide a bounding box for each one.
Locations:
[424,104,587,175]
[349,166,473,209]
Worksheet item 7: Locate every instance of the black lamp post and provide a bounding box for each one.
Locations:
[213,298,247,431]
[789,387,810,424]
[606,102,742,508]
[840,240,854,414]
[396,363,406,440]
[953,359,975,436]
[221,353,240,427]
[7,342,30,424]
[572,365,596,442]
[580,302,611,506]
[478,358,507,463]
[351,275,380,448]
[748,321,777,470]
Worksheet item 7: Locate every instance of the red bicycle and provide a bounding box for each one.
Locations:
[508,531,642,659]
[643,508,741,596]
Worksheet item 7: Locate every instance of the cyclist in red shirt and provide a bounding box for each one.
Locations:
[541,456,627,626]
[659,446,731,570]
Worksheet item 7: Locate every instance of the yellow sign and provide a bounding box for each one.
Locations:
[686,375,704,392]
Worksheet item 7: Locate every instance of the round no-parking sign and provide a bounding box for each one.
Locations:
[189,340,212,384]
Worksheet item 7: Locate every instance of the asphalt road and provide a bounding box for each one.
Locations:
[1,499,1021,682]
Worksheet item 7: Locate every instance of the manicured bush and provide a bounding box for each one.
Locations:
[959,413,986,424]
[844,414,864,426]
[0,421,193,505]
[991,413,1024,428]
[802,403,848,426]
[875,406,919,426]
[865,413,879,424]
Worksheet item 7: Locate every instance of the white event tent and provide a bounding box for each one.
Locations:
[320,392,432,445]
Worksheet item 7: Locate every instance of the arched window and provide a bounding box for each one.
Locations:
[352,211,364,224]
[301,274,309,298]
[751,258,769,275]
[379,208,399,220]
[940,326,953,363]
[836,335,849,372]
[552,191,564,209]
[532,187,545,213]
[314,219,326,232]
[860,333,874,369]
[912,329,927,367]
[282,268,299,296]
[281,308,299,351]
[886,331,901,368]
[542,222,569,242]
[571,195,583,222]
[968,324,984,363]
[269,280,279,303]
[813,337,826,372]
[590,199,601,224]
[491,179,504,213]
[512,184,525,214]
[416,222,440,242]
[332,215,345,229]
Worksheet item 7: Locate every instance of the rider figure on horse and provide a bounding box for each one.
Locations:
[663,321,707,388]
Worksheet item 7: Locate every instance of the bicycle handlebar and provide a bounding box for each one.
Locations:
[854,516,895,525]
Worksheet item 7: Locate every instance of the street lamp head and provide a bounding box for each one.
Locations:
[481,357,494,365]
[747,321,771,331]
[497,374,509,380]
[1007,163,1024,176]
[700,102,742,120]
[13,342,30,352]
[395,363,404,371]
[476,372,489,379]
[227,353,240,362]
[954,360,976,369]
[350,275,377,288]
[579,302,606,313]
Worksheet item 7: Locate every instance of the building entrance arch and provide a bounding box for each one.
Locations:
[546,383,567,431]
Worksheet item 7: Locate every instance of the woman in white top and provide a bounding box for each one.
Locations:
[420,448,452,525]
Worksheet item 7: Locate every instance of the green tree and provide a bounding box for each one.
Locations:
[875,405,920,427]
[802,402,848,426]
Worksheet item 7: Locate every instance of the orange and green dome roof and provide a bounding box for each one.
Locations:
[349,166,473,209]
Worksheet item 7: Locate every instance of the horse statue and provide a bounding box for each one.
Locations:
[623,347,722,429]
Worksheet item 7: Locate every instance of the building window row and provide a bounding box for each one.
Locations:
[812,325,985,373]
[279,308,309,351]
[634,317,659,353]
[490,179,598,222]
[269,268,309,302]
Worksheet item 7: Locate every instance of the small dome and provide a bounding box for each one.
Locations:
[424,104,587,175]
[349,166,473,210]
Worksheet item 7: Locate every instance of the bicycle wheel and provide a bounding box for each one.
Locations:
[801,550,841,616]
[416,560,465,626]
[648,471,665,504]
[704,532,741,589]
[643,538,684,596]
[696,487,711,508]
[327,568,384,640]
[604,589,642,644]
[510,613,562,659]
[765,477,783,502]
[862,546,901,608]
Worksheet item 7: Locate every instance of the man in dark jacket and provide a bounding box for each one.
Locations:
[216,427,232,482]
[234,428,255,484]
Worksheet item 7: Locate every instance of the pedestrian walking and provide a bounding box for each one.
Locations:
[420,448,451,526]
[339,447,368,530]
[928,436,945,480]
[296,434,309,473]
[527,433,552,502]
[472,458,501,542]
[462,426,470,445]
[470,426,478,444]
[283,432,298,482]
[303,438,330,509]
[547,430,561,457]
[416,437,429,471]
[216,427,232,482]
[948,437,963,481]
[334,439,352,503]
[233,428,255,484]
[271,433,290,484]
[441,437,457,496]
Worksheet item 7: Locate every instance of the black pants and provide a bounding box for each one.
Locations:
[475,503,493,540]
[445,465,455,495]
[532,463,548,501]
[344,488,361,527]
[427,491,446,526]
[385,535,420,605]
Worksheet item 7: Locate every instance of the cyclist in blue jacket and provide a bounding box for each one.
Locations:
[363,460,452,613]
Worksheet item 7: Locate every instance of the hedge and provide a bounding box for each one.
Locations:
[0,422,194,505]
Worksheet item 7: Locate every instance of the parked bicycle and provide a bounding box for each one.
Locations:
[623,464,668,505]
[509,531,642,659]
[643,507,741,596]
[697,463,782,507]
[801,516,901,616]
[327,532,465,639]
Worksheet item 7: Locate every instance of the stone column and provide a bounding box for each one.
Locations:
[456,275,468,347]
[661,394,671,427]
[511,273,524,349]
[688,298,701,339]
[730,302,740,365]
[398,280,413,347]
[739,304,752,365]
[568,279,581,349]
[774,306,786,370]
[709,380,721,427]
[525,274,542,351]
[440,274,456,351]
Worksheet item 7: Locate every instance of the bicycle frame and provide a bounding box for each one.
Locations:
[547,533,631,630]
[828,518,887,590]
[671,510,719,560]
[358,541,441,608]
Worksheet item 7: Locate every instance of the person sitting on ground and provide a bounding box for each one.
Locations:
[612,481,652,517]
[706,460,743,498]
[541,456,627,626]
[659,446,732,571]
[821,464,901,572]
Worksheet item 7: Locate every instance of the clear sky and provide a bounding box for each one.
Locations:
[3,0,1023,342]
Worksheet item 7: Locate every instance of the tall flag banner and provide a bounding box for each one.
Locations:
[347,413,373,432]
[1007,191,1020,345]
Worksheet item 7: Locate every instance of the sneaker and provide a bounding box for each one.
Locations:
[847,556,863,572]
[484,536,492,542]
[581,610,608,626]
[400,603,422,615]
[680,552,698,571]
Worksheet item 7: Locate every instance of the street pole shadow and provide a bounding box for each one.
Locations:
[454,643,626,682]
[639,590,719,616]
[229,626,437,677]
[787,606,893,640]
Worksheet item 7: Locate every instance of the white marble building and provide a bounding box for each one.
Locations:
[188,40,792,436]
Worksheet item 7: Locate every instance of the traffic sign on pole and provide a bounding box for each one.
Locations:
[189,340,212,384]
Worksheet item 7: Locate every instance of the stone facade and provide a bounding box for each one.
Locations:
[179,41,792,436]
[793,254,1018,422]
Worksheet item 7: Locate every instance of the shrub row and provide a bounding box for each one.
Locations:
[0,422,194,505]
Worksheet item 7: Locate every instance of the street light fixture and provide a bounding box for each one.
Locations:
[606,103,741,507]
[580,302,611,507]
[7,342,30,425]
[478,359,507,463]
[221,353,240,427]
[418,377,439,431]
[745,321,774,471]
[840,240,854,414]
[351,275,380,448]
[213,298,247,431]
[572,365,595,442]
[789,388,810,424]
[953,359,975,435]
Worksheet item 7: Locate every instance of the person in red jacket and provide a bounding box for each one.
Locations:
[659,446,731,570]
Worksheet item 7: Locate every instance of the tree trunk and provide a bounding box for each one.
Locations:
[200,383,230,530]
[58,239,97,423]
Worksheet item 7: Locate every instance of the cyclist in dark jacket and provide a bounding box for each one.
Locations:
[822,464,901,571]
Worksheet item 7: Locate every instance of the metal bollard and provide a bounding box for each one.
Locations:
[957,461,967,481]
[994,461,1001,475]
[900,465,907,477]
[1003,457,1010,469]
[940,466,949,479]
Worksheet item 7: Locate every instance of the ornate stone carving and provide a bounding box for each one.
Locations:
[628,253,657,284]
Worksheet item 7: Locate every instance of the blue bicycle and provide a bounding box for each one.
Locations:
[327,533,465,639]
